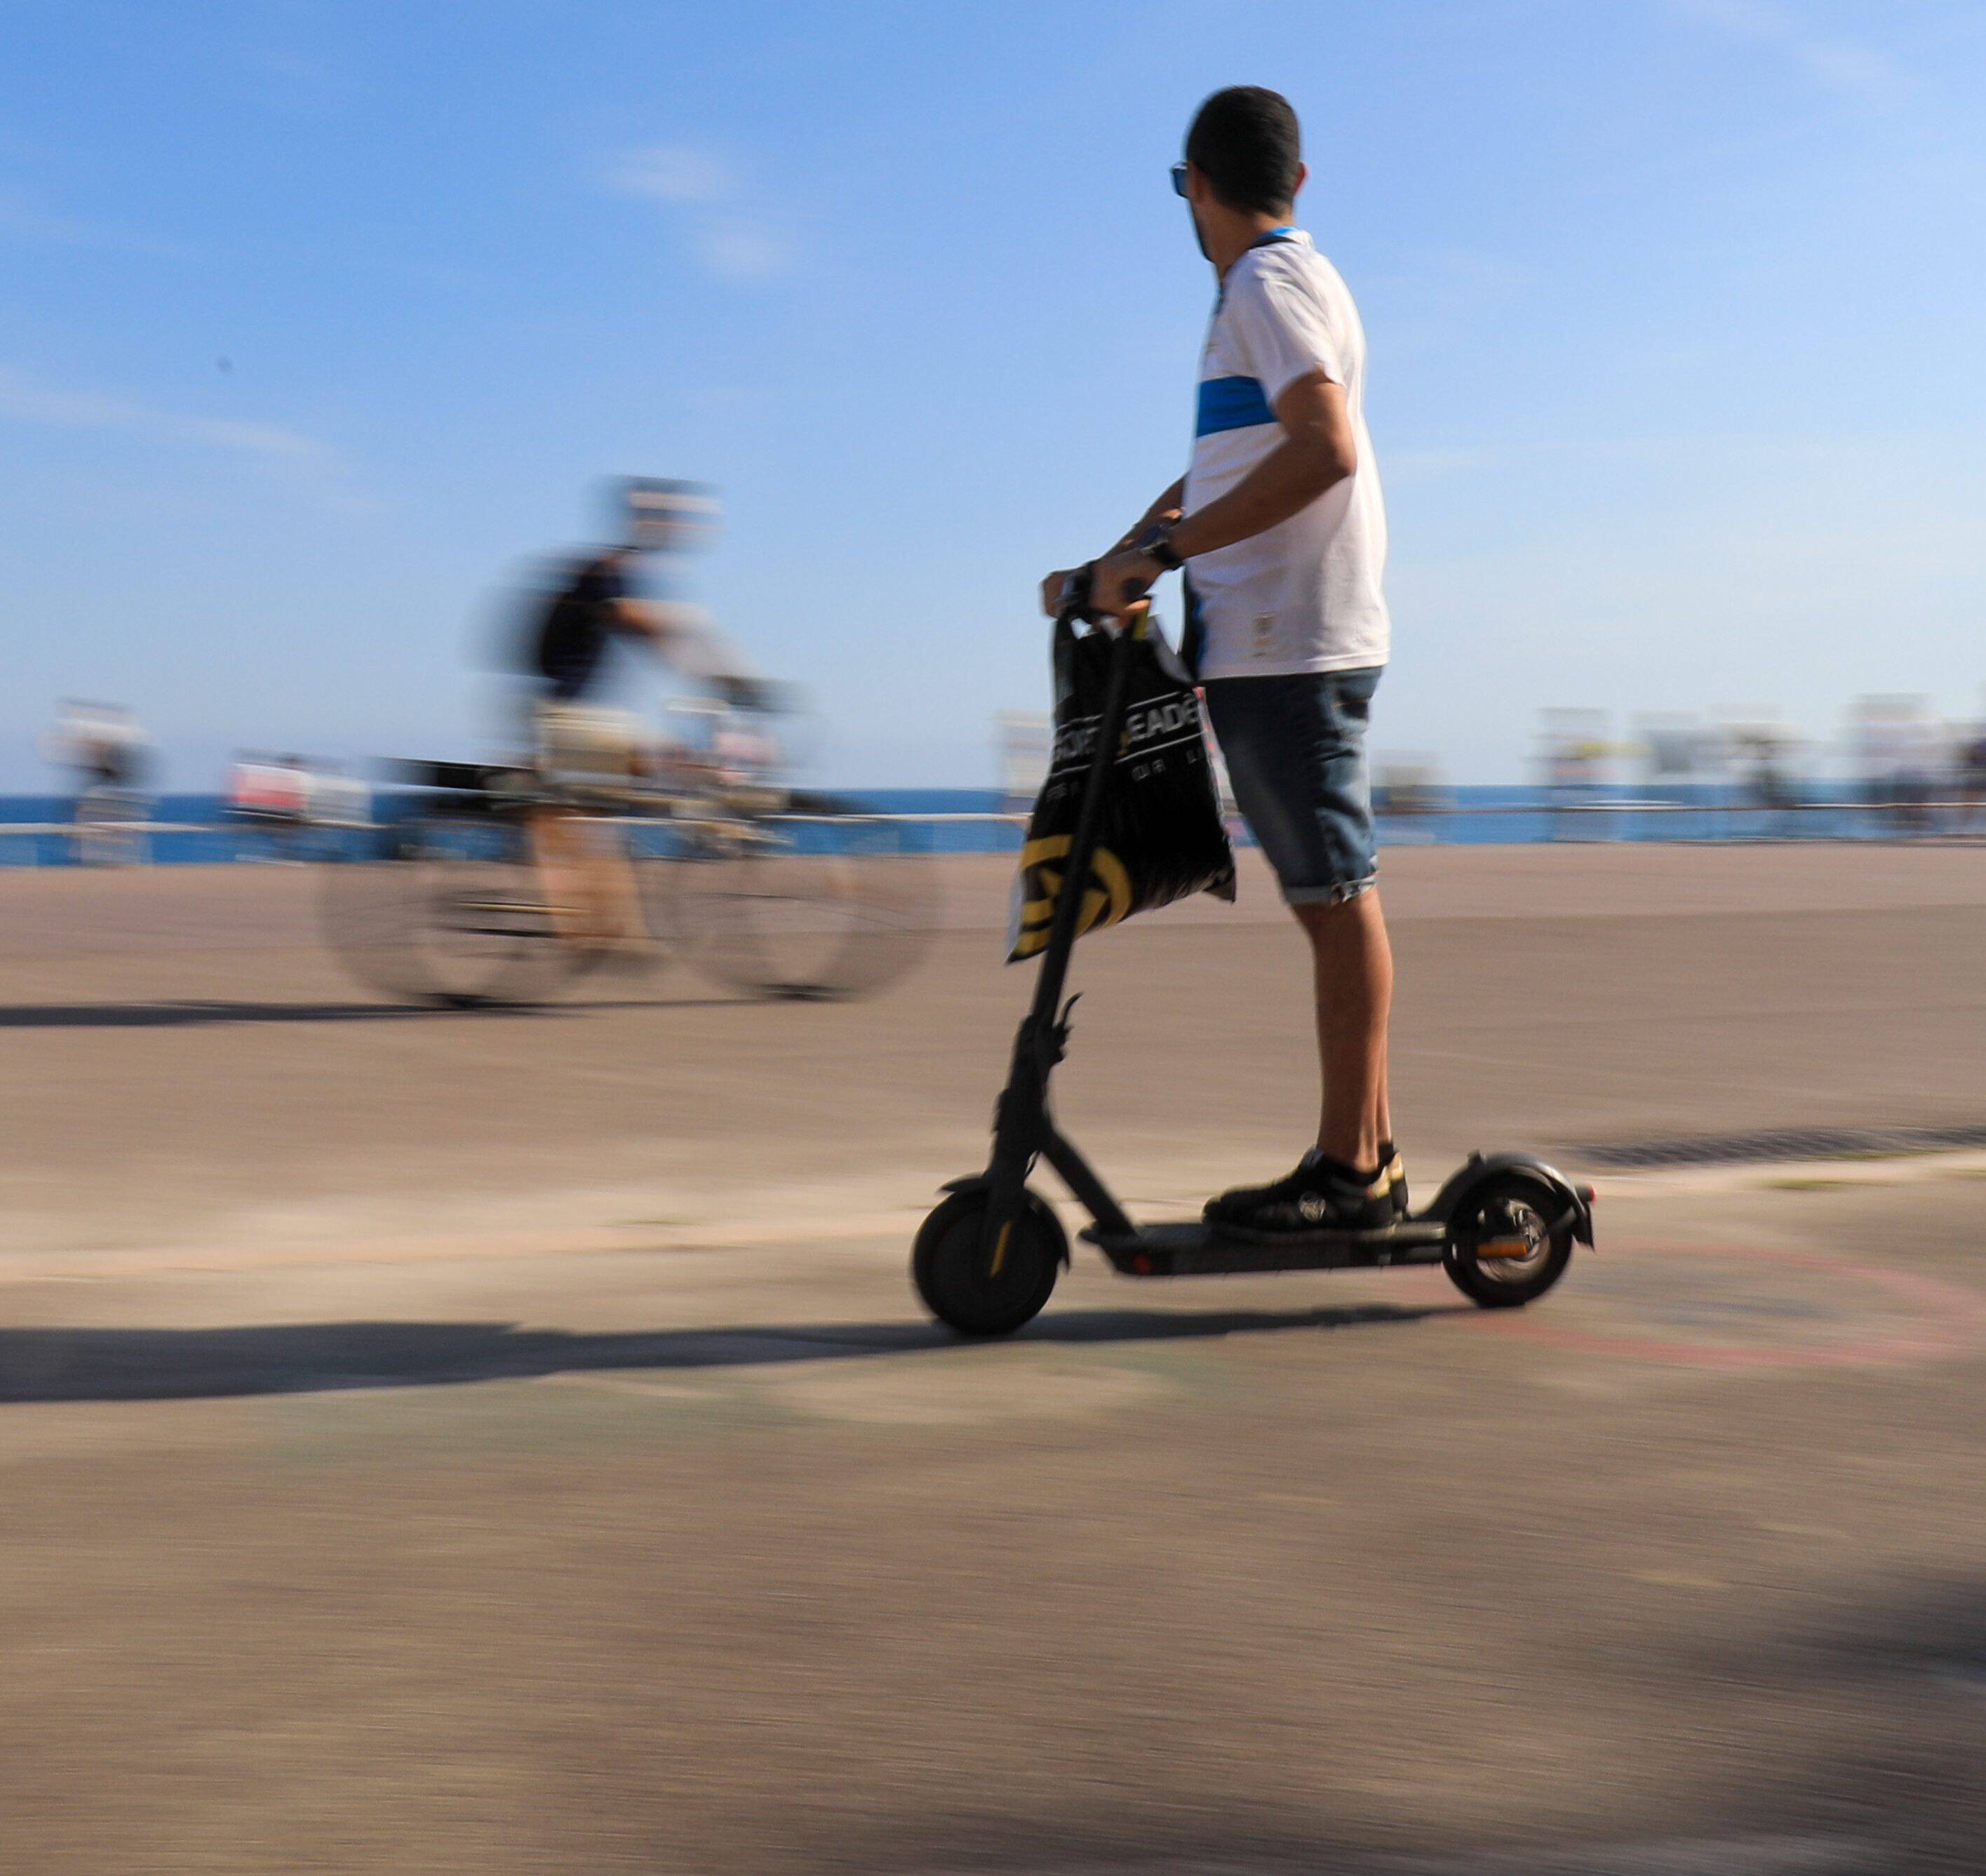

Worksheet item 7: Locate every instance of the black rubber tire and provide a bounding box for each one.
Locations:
[317,826,441,1003]
[1442,1172,1576,1309]
[666,809,936,1002]
[911,1188,1065,1337]
[320,812,578,1008]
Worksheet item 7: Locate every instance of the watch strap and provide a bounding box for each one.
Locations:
[1138,521,1183,572]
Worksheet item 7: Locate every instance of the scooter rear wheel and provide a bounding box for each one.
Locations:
[912,1188,1065,1337]
[1443,1173,1575,1308]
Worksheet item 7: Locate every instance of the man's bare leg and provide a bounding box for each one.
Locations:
[589,826,648,951]
[1294,886,1393,1171]
[528,810,650,950]
[526,807,603,944]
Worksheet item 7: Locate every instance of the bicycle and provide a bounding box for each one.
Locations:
[319,752,936,1008]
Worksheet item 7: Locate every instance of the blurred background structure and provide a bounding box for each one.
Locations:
[10,690,1982,878]
[6,4,1986,792]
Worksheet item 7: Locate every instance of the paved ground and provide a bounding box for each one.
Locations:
[1,845,1982,1872]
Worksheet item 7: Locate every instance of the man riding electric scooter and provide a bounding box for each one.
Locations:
[909,87,1591,1337]
[1040,86,1400,1238]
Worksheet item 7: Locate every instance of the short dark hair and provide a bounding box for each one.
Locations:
[1184,86,1302,215]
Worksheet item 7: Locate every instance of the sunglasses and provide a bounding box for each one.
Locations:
[1169,161,1189,198]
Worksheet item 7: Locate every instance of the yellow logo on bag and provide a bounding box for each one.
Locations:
[1010,836,1134,958]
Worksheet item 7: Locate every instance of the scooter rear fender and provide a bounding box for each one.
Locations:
[1425,1152,1595,1248]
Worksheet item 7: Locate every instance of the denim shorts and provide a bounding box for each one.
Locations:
[1202,667,1381,906]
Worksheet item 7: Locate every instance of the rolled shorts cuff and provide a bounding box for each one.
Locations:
[1284,875,1376,909]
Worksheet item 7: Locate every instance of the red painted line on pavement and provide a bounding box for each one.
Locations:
[1491,1240,1986,1371]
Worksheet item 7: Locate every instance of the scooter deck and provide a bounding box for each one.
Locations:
[1082,1217,1450,1278]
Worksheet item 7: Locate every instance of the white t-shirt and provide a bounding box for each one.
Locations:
[1181,228,1390,679]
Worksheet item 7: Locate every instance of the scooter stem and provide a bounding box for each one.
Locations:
[976,597,1148,1259]
[1024,603,1146,1031]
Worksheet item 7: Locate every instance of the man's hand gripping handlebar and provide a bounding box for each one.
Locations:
[1053,563,1151,633]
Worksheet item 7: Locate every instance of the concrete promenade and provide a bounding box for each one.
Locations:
[1,844,1982,1872]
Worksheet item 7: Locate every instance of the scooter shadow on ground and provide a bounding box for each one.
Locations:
[0,993,760,1029]
[0,1301,1470,1405]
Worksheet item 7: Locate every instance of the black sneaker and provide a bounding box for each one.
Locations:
[1379,1139,1409,1219]
[1204,1149,1395,1239]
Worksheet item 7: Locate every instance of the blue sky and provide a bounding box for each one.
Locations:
[4,0,1984,788]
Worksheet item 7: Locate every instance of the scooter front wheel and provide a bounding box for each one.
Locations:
[912,1188,1065,1337]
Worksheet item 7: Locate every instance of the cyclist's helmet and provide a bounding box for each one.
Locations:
[620,476,720,554]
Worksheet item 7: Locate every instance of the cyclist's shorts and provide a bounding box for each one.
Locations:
[532,701,640,796]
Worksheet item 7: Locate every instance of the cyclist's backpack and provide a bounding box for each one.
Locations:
[1007,613,1235,962]
[527,559,596,682]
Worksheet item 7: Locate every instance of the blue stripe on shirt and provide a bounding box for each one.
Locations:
[1195,374,1275,436]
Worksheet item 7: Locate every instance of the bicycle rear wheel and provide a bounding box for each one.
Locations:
[321,810,579,1007]
[661,806,935,1000]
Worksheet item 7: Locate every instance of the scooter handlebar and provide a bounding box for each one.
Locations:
[1056,568,1150,645]
[1056,564,1154,636]
[1056,565,1097,625]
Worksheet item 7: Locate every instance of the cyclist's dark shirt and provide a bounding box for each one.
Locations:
[83,742,140,790]
[533,554,631,702]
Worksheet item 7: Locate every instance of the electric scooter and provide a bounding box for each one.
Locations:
[911,572,1595,1337]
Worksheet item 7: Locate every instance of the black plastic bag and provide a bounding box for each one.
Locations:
[1007,614,1236,962]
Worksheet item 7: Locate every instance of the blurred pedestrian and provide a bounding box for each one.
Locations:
[45,701,152,863]
[1959,720,1986,832]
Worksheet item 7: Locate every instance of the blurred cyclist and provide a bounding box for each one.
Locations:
[517,478,761,956]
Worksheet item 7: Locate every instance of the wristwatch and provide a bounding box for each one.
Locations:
[1136,520,1184,571]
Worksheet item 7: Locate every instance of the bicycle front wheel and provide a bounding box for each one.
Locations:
[660,806,935,1000]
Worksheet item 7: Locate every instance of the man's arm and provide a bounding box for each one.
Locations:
[1169,372,1353,559]
[1038,478,1185,616]
[611,596,669,645]
[617,595,767,701]
[1110,476,1186,553]
[1086,370,1356,614]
